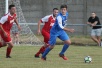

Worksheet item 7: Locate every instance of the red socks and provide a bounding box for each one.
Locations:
[0,42,2,48]
[36,46,45,56]
[6,47,12,57]
[36,44,50,56]
[0,42,12,57]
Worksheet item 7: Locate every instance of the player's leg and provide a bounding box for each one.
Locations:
[0,36,2,48]
[97,36,101,46]
[15,33,19,44]
[91,29,100,46]
[0,41,7,48]
[91,36,100,45]
[35,30,50,58]
[6,42,14,58]
[12,33,16,44]
[35,43,49,58]
[41,31,50,53]
[35,44,45,58]
[1,32,13,58]
[0,33,8,48]
[96,28,101,46]
[58,31,70,60]
[0,42,2,48]
[6,33,14,58]
[41,33,57,60]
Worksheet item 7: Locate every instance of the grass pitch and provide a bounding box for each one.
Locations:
[0,45,102,68]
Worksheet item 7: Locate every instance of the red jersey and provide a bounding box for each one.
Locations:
[0,13,16,33]
[0,13,17,42]
[40,14,55,33]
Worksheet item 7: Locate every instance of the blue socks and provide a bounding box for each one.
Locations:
[42,44,69,58]
[42,47,51,58]
[60,44,69,55]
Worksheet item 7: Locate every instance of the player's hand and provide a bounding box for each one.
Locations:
[91,24,95,27]
[37,29,41,35]
[4,32,8,38]
[18,25,21,31]
[87,22,90,25]
[69,29,75,33]
[87,22,92,27]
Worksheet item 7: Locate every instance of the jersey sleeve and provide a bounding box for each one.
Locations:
[0,15,8,24]
[95,16,99,21]
[57,16,64,29]
[41,15,50,23]
[88,17,91,22]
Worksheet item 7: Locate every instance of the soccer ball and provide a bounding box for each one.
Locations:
[84,56,92,63]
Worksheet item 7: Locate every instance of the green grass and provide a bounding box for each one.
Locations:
[0,45,102,68]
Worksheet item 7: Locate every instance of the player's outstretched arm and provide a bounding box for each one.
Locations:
[87,22,92,26]
[87,21,98,27]
[14,18,21,31]
[63,27,75,33]
[37,20,42,35]
[91,21,98,27]
[37,15,49,35]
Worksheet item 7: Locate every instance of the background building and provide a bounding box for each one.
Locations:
[0,0,102,35]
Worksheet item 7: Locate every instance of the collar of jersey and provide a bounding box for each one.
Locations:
[51,14,56,20]
[8,12,14,17]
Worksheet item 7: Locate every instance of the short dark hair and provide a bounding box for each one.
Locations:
[9,4,15,9]
[92,12,96,14]
[60,5,67,9]
[53,8,58,11]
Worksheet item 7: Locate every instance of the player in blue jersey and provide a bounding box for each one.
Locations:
[41,5,75,61]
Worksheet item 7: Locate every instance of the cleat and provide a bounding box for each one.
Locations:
[6,56,12,58]
[41,57,46,61]
[59,54,68,60]
[34,54,40,58]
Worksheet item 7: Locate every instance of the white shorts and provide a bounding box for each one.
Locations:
[91,28,102,36]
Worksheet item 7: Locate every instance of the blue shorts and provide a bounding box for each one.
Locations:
[48,30,70,46]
